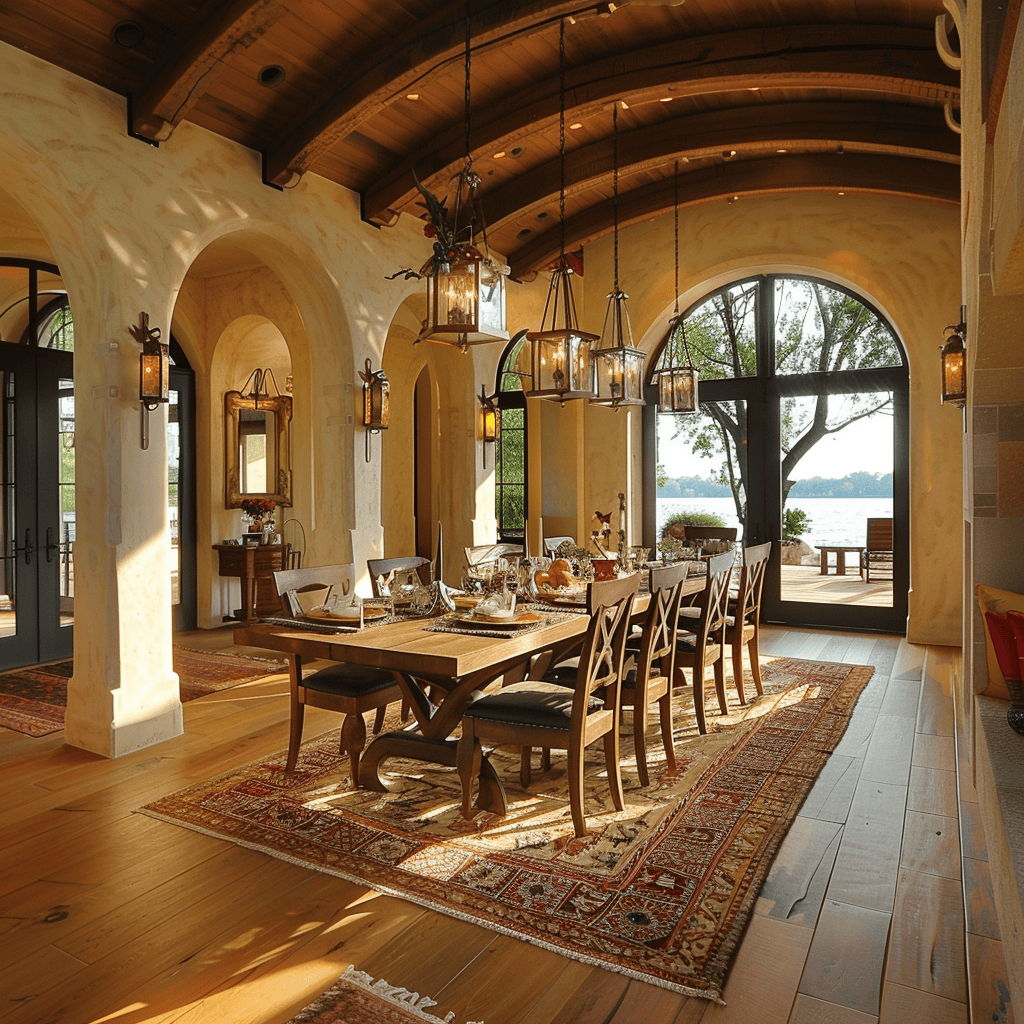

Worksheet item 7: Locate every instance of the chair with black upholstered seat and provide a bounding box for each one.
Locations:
[620,561,690,786]
[273,564,404,784]
[673,551,733,734]
[724,542,771,704]
[457,574,639,837]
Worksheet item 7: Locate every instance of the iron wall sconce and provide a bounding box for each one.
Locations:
[479,384,498,465]
[941,305,967,409]
[128,311,168,450]
[359,358,390,462]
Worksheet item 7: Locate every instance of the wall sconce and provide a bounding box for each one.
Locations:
[941,305,967,408]
[359,358,390,462]
[479,384,498,465]
[128,311,169,450]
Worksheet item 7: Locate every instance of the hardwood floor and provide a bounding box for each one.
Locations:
[0,626,1007,1024]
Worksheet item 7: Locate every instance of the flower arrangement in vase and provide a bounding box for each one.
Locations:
[240,497,276,538]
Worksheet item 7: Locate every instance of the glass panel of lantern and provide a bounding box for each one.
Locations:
[657,365,699,414]
[592,344,646,407]
[526,328,597,400]
[140,335,169,407]
[363,370,390,431]
[940,328,966,407]
[424,249,509,346]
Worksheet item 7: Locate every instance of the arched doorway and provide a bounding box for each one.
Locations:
[646,274,909,633]
[0,258,75,667]
[494,331,529,544]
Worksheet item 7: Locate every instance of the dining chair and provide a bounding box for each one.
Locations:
[457,575,639,837]
[619,561,690,786]
[543,535,575,557]
[724,542,772,704]
[367,555,433,594]
[272,564,404,783]
[464,542,524,568]
[864,517,894,582]
[673,550,734,735]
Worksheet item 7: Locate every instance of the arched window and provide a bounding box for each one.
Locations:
[646,274,909,633]
[494,332,529,541]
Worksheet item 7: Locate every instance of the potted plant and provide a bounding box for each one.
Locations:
[781,507,813,564]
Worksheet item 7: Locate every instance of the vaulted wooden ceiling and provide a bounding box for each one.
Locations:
[1,0,962,280]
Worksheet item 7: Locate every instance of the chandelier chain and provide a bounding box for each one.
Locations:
[673,160,680,317]
[559,18,566,260]
[612,103,619,291]
[464,0,471,166]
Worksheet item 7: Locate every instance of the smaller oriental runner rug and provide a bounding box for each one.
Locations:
[142,656,871,1003]
[286,966,483,1024]
[0,647,286,737]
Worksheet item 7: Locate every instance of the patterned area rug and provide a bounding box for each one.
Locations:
[0,647,287,737]
[286,966,483,1024]
[141,656,872,1003]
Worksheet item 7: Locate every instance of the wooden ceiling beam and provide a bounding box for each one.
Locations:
[130,0,287,143]
[262,0,584,187]
[476,102,959,234]
[361,24,959,224]
[506,153,961,280]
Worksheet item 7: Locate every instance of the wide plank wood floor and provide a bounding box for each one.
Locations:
[0,626,1009,1024]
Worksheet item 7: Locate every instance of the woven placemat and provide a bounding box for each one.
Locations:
[424,610,577,639]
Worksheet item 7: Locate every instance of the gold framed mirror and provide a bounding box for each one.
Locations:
[224,390,293,508]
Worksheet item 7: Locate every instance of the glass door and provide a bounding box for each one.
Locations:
[169,358,197,631]
[0,344,74,668]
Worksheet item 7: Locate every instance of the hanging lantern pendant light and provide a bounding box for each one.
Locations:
[525,18,596,404]
[591,104,645,409]
[656,162,699,415]
[404,0,508,350]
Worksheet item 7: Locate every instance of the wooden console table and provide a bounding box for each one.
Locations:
[214,543,287,621]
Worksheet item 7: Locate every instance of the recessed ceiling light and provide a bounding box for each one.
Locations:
[492,150,506,159]
[537,211,549,219]
[660,97,673,103]
[569,122,583,130]
[111,20,144,48]
[517,228,533,239]
[406,93,419,101]
[508,145,526,158]
[838,191,846,196]
[748,87,760,92]
[723,150,736,159]
[777,148,787,153]
[258,65,286,88]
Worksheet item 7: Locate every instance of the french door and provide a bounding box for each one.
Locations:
[0,343,74,668]
[646,274,909,634]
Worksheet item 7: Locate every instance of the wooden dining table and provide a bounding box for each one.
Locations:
[234,609,590,808]
[234,577,704,807]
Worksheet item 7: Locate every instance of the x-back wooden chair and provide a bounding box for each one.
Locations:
[673,551,734,735]
[457,574,639,837]
[725,542,772,704]
[621,561,690,786]
[272,564,403,783]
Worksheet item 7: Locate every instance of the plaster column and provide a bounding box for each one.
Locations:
[65,298,181,757]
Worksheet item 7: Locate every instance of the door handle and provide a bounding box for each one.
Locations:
[45,527,59,563]
[15,528,33,565]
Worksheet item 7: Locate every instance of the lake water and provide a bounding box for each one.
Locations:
[657,496,893,549]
